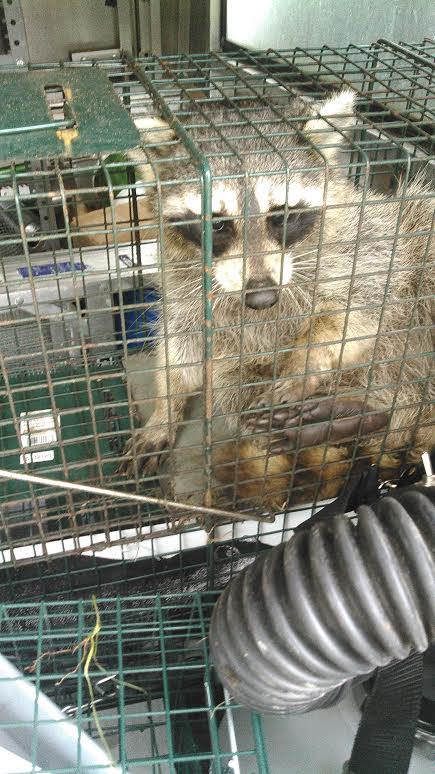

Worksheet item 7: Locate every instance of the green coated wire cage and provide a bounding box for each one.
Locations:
[0,39,434,773]
[0,592,269,773]
[0,41,434,563]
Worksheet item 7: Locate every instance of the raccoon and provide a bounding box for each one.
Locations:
[122,90,435,512]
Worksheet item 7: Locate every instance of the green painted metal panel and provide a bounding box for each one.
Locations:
[0,68,140,162]
[0,362,132,545]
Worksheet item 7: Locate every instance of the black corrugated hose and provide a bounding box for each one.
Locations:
[209,485,435,715]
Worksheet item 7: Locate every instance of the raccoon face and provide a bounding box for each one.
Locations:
[164,177,324,308]
[139,90,356,310]
[216,178,324,308]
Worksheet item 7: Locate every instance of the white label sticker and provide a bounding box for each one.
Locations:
[19,409,57,465]
[0,184,31,198]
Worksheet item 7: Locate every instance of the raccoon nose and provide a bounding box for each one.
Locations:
[245,277,278,309]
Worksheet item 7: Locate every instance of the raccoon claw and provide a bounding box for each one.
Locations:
[251,396,388,453]
[247,402,301,431]
[119,432,169,477]
[249,377,319,416]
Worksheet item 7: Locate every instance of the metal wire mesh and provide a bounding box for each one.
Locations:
[0,41,433,566]
[0,592,268,773]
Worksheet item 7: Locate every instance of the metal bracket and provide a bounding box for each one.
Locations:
[117,0,162,57]
[0,0,29,65]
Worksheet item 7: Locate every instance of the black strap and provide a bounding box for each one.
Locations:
[295,447,435,535]
[345,651,424,774]
[294,462,379,533]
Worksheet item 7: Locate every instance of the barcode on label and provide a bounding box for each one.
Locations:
[28,432,53,446]
[19,410,58,465]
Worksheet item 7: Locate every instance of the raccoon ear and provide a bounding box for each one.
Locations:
[126,116,180,182]
[133,115,179,153]
[304,89,357,159]
[127,116,181,181]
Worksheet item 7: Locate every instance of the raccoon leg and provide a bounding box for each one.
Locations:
[359,401,435,475]
[120,341,201,476]
[215,399,432,513]
[247,395,388,452]
[213,439,351,513]
[212,440,292,513]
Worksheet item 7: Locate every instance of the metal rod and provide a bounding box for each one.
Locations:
[0,468,269,523]
[0,119,75,136]
[224,687,241,774]
[377,39,435,73]
[422,451,433,478]
[421,451,435,487]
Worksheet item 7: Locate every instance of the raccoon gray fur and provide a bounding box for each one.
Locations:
[122,90,435,512]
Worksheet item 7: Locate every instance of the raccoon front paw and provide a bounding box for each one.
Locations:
[252,375,321,414]
[119,428,169,477]
[246,377,318,430]
[247,395,388,453]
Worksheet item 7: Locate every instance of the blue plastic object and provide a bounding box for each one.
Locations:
[114,288,160,350]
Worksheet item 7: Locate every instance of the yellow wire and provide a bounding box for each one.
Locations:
[83,596,114,765]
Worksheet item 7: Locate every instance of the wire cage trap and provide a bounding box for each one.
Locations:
[0,40,434,567]
[0,38,433,773]
[0,592,269,774]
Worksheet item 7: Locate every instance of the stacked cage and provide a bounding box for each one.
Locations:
[0,39,433,772]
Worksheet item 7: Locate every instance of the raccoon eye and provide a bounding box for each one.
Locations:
[268,201,319,247]
[168,213,235,256]
[211,217,236,256]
